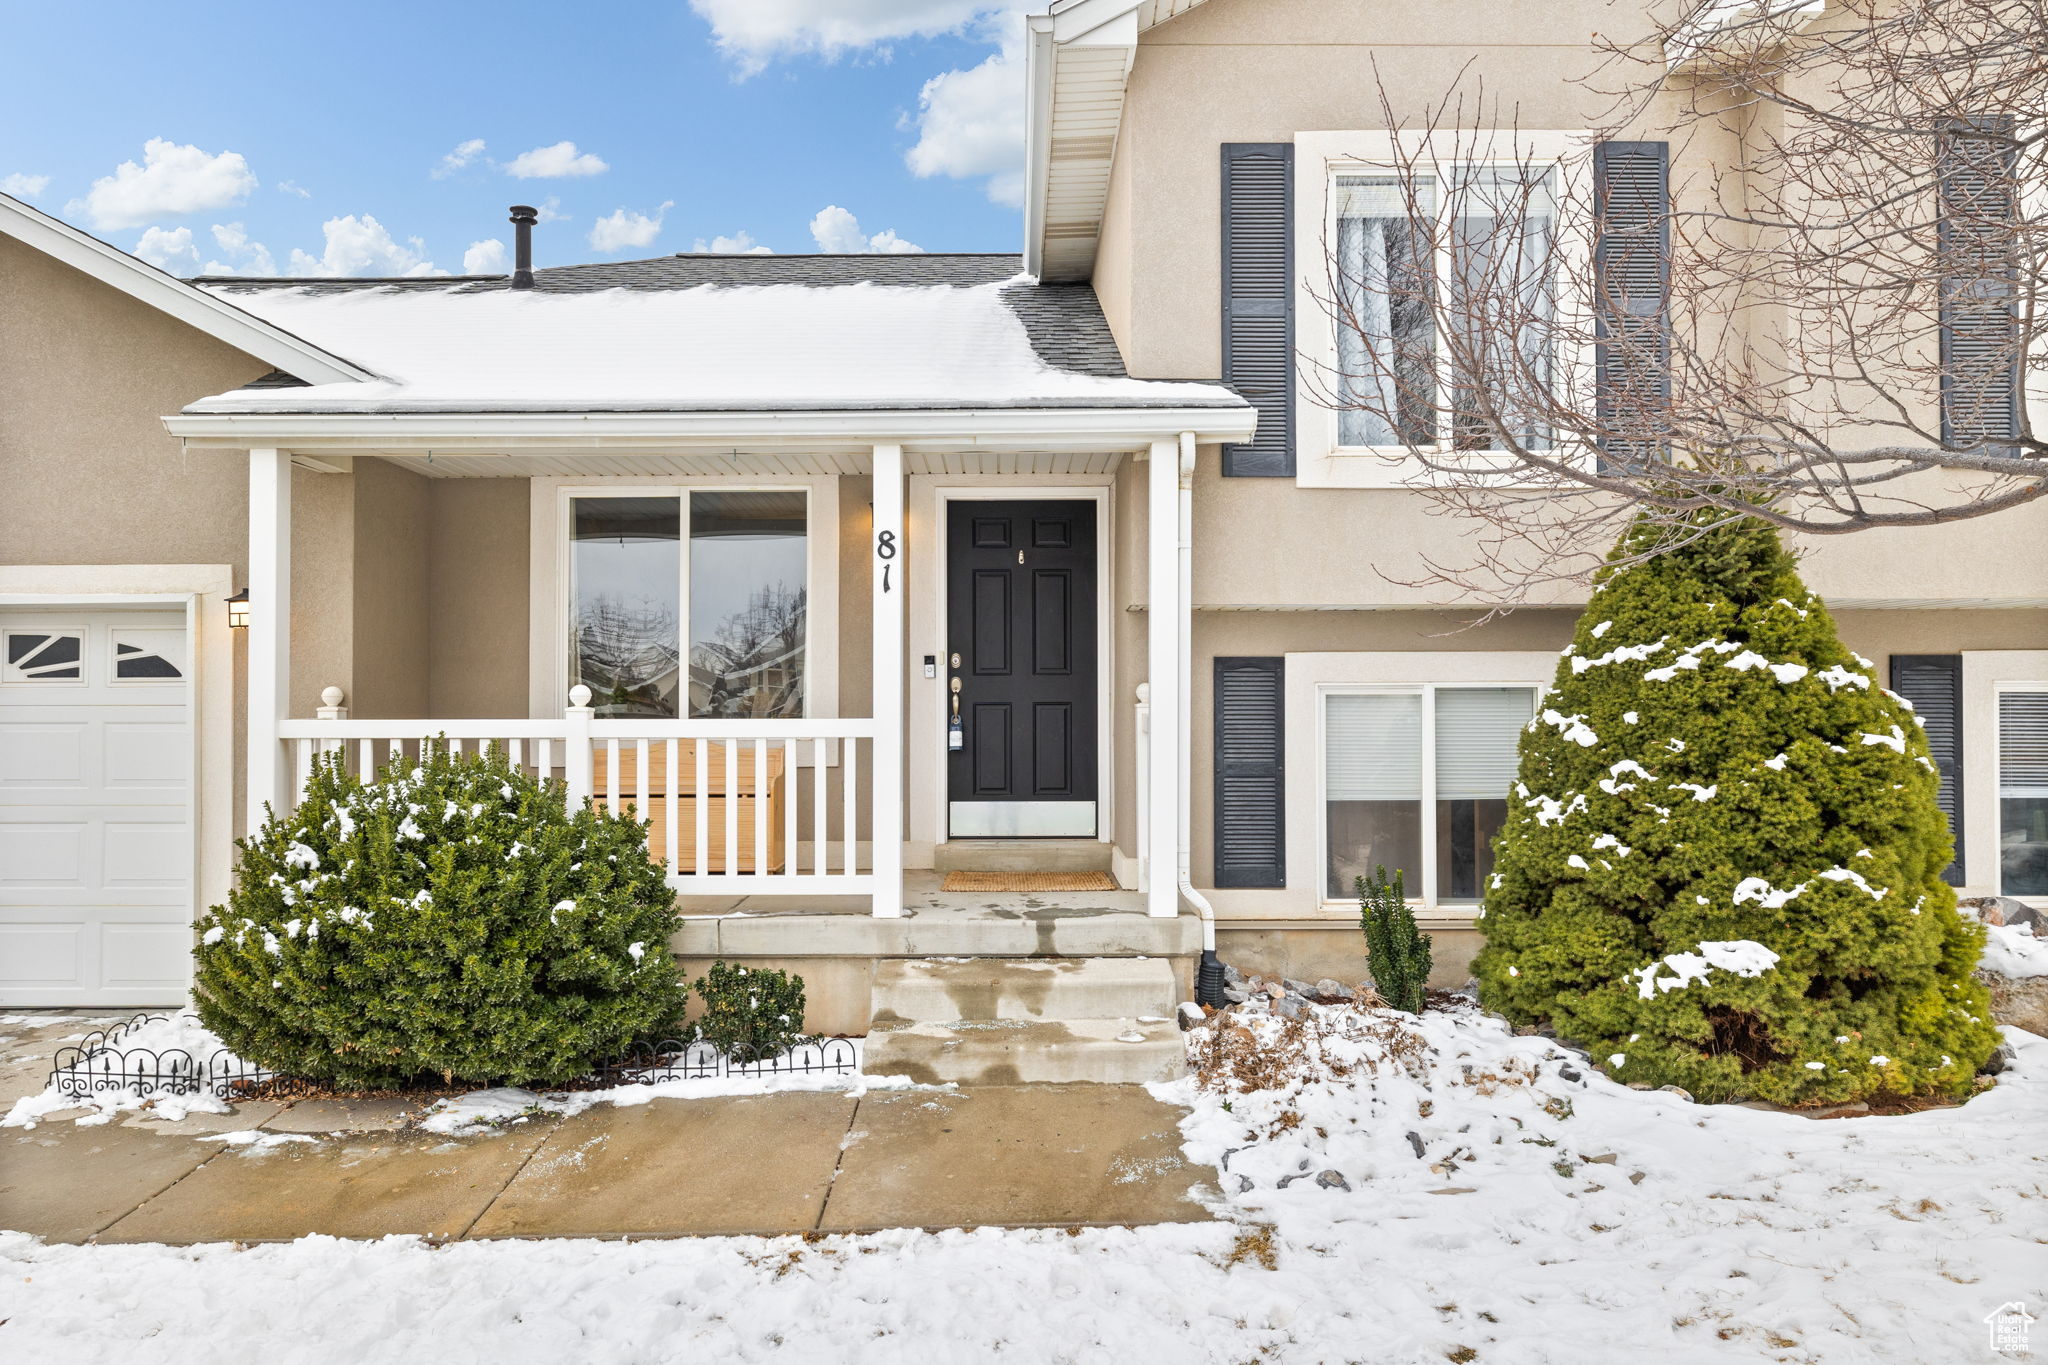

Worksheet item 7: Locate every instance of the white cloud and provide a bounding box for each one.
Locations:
[72,139,257,230]
[588,201,674,252]
[691,230,774,254]
[690,0,996,75]
[505,141,608,179]
[201,222,278,276]
[534,196,570,223]
[286,214,445,277]
[2,172,51,199]
[434,138,487,179]
[809,205,923,254]
[905,13,1027,206]
[132,225,201,275]
[464,238,508,273]
[277,180,311,198]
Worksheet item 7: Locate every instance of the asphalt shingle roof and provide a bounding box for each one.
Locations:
[197,252,1133,382]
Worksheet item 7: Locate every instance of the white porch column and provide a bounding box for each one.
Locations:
[1145,439,1180,918]
[246,448,291,836]
[870,442,906,917]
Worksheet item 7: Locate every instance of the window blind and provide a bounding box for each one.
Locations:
[1325,693,1423,800]
[1434,687,1536,800]
[2001,691,2048,796]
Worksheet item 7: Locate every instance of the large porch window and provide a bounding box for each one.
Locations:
[569,489,809,720]
[1322,684,1535,904]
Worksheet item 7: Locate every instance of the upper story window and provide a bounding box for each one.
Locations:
[1333,167,1558,452]
[568,489,809,720]
[1292,131,1584,488]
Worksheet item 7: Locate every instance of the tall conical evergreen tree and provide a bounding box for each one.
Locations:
[1474,511,1996,1104]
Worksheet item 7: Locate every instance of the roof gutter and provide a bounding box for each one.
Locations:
[160,404,1259,453]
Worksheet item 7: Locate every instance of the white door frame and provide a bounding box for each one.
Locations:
[908,477,1115,856]
[0,564,235,997]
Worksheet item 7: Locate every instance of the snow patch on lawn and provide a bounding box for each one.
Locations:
[2,1010,235,1130]
[1,1005,2042,1363]
[1978,920,2048,980]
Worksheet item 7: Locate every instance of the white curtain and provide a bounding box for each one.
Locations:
[1336,176,1430,446]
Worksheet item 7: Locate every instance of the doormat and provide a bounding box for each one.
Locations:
[940,870,1119,893]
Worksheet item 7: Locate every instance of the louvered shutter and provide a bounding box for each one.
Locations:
[1214,657,1285,887]
[1221,143,1295,477]
[1938,119,2020,451]
[1892,654,1965,884]
[1593,141,1670,470]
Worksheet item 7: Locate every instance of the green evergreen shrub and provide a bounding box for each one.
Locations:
[1358,866,1432,1013]
[692,961,807,1058]
[1474,510,1997,1104]
[194,743,687,1089]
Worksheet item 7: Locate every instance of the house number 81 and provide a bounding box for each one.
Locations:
[876,528,897,593]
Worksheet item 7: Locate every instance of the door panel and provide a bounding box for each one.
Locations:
[0,609,192,1005]
[947,500,1097,837]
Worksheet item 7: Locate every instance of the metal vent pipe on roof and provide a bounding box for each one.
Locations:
[508,205,537,288]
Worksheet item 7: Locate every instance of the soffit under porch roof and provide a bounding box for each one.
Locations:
[358,449,1130,479]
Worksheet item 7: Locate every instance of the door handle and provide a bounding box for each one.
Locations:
[947,676,965,750]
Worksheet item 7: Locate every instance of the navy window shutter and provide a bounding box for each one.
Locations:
[1592,141,1670,470]
[1214,656,1286,887]
[1938,118,2020,452]
[1892,654,1965,885]
[1221,143,1295,477]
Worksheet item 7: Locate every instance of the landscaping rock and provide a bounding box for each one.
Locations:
[1313,979,1352,1001]
[1961,895,2036,929]
[1314,1169,1351,1192]
[1582,1152,1618,1165]
[1223,988,1249,1004]
[1283,979,1315,997]
[1658,1085,1694,1102]
[1235,1174,1253,1194]
[1983,1041,2018,1076]
[1558,1064,1583,1083]
[1178,1002,1206,1030]
[1406,1131,1426,1159]
[1223,964,1245,987]
[1275,996,1304,1021]
[1263,981,1286,1000]
[1977,970,2048,1037]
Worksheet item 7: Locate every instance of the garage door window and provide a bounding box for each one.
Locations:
[3,631,84,682]
[112,629,185,682]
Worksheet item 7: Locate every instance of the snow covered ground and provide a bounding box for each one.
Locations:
[4,1001,2044,1364]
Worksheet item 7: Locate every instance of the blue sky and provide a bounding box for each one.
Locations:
[0,1,1030,276]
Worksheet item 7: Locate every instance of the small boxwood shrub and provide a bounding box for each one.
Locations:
[1358,866,1431,1013]
[194,743,686,1089]
[693,960,807,1059]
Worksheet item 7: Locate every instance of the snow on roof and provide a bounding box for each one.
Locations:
[186,273,1245,415]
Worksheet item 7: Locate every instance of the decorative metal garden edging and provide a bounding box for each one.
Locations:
[46,1014,859,1105]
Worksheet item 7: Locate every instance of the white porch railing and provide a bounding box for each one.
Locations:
[277,686,875,900]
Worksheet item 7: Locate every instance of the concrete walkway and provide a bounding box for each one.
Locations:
[0,1016,1217,1246]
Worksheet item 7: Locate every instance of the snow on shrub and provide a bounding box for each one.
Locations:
[691,960,807,1059]
[1474,510,1998,1104]
[194,743,686,1089]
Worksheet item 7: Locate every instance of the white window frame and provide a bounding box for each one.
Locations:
[1294,129,1596,490]
[527,476,840,724]
[1969,653,2048,904]
[1282,651,1557,917]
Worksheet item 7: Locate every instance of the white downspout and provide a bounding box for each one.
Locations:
[1175,430,1218,956]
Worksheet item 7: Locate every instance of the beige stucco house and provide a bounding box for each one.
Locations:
[3,0,2043,1077]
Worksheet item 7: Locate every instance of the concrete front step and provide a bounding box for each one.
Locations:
[872,957,1178,1024]
[931,840,1113,875]
[863,1018,1186,1086]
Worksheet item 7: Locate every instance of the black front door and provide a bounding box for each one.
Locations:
[946,500,1098,837]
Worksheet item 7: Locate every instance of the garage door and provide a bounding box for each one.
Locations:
[0,608,194,1006]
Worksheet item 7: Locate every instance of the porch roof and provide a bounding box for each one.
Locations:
[181,253,1245,420]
